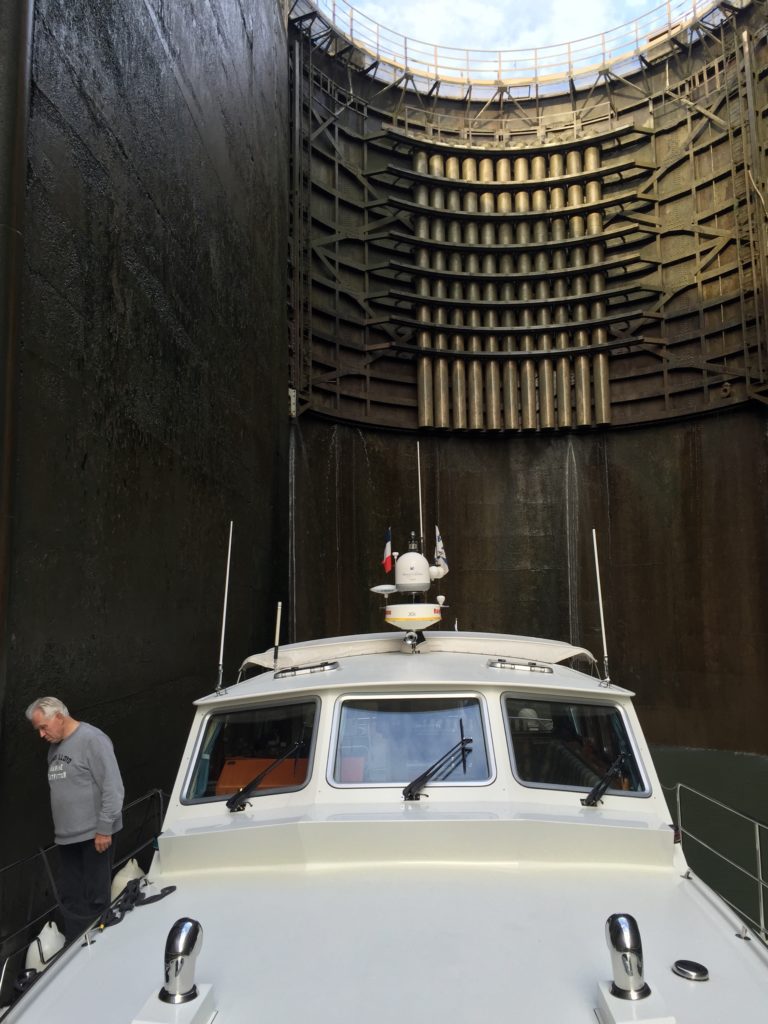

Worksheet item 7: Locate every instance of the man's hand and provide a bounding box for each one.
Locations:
[94,833,112,853]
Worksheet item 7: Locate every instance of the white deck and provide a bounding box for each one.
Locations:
[6,635,768,1022]
[9,847,768,1023]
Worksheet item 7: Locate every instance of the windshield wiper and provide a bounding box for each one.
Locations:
[402,722,473,801]
[226,740,303,812]
[581,752,628,807]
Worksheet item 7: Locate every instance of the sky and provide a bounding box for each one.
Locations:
[349,0,676,51]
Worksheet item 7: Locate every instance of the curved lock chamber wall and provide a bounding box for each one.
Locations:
[288,1,768,430]
[286,0,768,756]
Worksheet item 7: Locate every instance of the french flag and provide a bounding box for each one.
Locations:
[381,527,393,574]
[434,525,449,574]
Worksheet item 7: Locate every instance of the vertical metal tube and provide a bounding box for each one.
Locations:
[676,786,682,850]
[531,154,547,195]
[532,155,553,428]
[756,822,765,940]
[462,156,478,184]
[426,154,447,426]
[479,157,499,427]
[484,280,501,429]
[479,156,494,215]
[466,278,484,430]
[585,144,610,425]
[591,295,609,424]
[514,156,535,429]
[433,251,450,428]
[572,271,591,427]
[497,158,517,429]
[429,153,444,178]
[536,264,554,429]
[549,152,571,428]
[444,183,463,428]
[497,156,511,223]
[445,155,460,180]
[450,282,467,430]
[500,260,519,430]
[414,150,433,427]
[416,275,434,427]
[567,148,591,426]
[463,165,483,428]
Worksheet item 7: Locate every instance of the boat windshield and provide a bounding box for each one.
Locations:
[332,696,490,786]
[185,699,317,802]
[504,696,646,795]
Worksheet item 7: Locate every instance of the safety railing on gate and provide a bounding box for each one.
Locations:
[664,782,768,944]
[292,0,752,96]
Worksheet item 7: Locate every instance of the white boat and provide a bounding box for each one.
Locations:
[3,531,768,1023]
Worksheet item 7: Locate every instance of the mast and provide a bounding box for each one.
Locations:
[216,521,234,692]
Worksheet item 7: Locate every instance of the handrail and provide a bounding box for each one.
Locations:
[0,789,167,951]
[294,0,751,95]
[663,781,768,828]
[662,782,767,943]
[0,788,166,877]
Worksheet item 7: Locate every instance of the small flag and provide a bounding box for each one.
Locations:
[382,527,393,574]
[434,525,449,574]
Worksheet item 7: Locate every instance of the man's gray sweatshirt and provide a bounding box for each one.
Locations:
[47,722,124,844]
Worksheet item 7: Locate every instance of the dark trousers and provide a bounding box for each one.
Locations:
[56,839,113,940]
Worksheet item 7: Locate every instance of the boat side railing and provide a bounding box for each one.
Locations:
[663,782,768,944]
[0,789,167,1013]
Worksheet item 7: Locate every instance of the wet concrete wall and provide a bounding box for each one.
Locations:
[0,0,289,868]
[291,407,768,755]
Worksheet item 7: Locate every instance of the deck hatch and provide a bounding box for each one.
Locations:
[487,657,553,673]
[274,660,339,679]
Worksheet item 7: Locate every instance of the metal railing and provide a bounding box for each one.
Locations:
[0,788,167,1001]
[296,0,751,95]
[664,782,768,943]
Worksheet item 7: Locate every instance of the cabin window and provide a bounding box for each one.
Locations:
[504,696,647,795]
[184,700,318,802]
[331,696,491,786]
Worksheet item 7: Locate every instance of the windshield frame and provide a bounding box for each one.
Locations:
[501,692,651,799]
[327,691,496,789]
[181,696,320,804]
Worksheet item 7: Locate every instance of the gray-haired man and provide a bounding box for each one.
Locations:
[26,697,124,939]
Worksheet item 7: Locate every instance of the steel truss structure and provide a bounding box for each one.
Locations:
[287,0,768,430]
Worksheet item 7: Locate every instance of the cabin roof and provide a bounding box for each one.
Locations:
[198,633,629,707]
[240,631,595,671]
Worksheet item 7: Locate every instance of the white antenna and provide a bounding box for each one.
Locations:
[216,521,234,692]
[592,528,610,686]
[416,441,425,551]
[273,601,283,671]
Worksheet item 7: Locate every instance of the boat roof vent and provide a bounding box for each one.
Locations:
[487,658,553,674]
[274,660,340,680]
